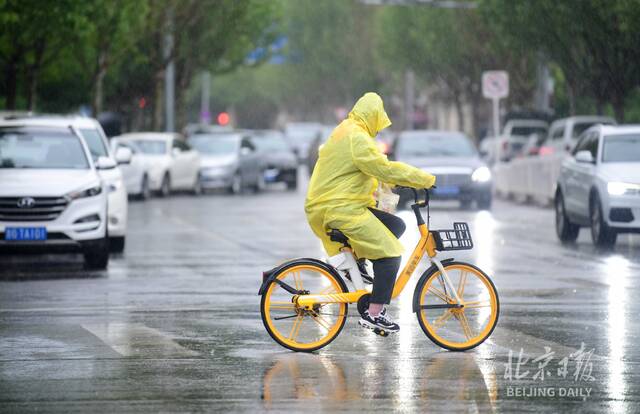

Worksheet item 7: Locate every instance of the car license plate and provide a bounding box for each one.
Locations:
[264,168,279,182]
[4,227,47,241]
[434,186,460,196]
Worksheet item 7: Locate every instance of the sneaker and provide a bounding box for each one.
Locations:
[344,260,374,285]
[358,308,400,333]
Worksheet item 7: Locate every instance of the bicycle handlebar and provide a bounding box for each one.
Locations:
[396,186,435,207]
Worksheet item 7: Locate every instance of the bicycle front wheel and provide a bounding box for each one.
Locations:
[415,261,499,351]
[261,261,348,352]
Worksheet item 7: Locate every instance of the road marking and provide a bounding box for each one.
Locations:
[81,323,198,358]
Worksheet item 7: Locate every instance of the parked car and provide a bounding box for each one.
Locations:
[502,119,549,139]
[248,130,298,190]
[555,125,640,247]
[119,133,201,196]
[11,116,129,253]
[187,132,263,194]
[0,121,110,269]
[110,138,151,200]
[391,130,492,209]
[306,125,334,175]
[284,122,323,163]
[544,116,616,155]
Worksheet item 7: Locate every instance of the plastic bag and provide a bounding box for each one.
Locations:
[376,183,400,214]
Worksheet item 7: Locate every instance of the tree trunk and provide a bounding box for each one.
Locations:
[152,70,165,131]
[453,91,465,133]
[26,70,38,111]
[92,51,109,115]
[566,82,576,116]
[612,92,625,122]
[4,52,21,110]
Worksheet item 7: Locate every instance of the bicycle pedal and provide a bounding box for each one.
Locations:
[373,328,390,337]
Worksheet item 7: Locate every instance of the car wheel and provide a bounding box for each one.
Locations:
[459,199,472,210]
[139,174,151,200]
[192,174,203,196]
[159,173,171,197]
[229,172,242,194]
[254,172,266,193]
[109,236,125,253]
[84,238,109,270]
[286,176,298,191]
[476,193,492,210]
[590,192,617,248]
[555,191,579,243]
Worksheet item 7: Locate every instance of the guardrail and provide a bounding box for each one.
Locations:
[493,153,566,205]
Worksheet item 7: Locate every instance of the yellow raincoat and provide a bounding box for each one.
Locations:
[305,92,436,260]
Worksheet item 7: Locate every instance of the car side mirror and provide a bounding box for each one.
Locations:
[172,147,181,157]
[575,150,594,164]
[115,147,133,165]
[96,156,117,170]
[240,146,253,156]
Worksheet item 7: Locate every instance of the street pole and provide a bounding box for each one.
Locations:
[493,97,500,163]
[200,71,211,125]
[164,10,175,132]
[404,69,415,130]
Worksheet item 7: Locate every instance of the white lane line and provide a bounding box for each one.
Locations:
[81,323,198,358]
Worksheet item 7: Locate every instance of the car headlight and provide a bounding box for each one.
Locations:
[67,184,103,200]
[472,166,492,183]
[608,182,640,196]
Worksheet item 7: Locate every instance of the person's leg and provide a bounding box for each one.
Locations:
[369,256,401,316]
[365,208,405,316]
[368,208,406,239]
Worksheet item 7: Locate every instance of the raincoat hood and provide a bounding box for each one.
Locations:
[348,92,392,138]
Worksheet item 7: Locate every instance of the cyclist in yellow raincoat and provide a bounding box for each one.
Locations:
[305,92,436,333]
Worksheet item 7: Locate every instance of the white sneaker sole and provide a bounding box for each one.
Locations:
[358,318,399,334]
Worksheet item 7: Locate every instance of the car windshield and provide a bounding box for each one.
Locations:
[189,135,238,155]
[396,134,477,157]
[511,126,547,136]
[572,121,613,139]
[79,128,109,160]
[133,139,167,155]
[602,134,640,162]
[252,134,289,152]
[0,127,89,169]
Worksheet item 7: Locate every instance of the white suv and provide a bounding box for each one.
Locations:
[555,125,640,247]
[0,120,111,268]
[16,116,130,252]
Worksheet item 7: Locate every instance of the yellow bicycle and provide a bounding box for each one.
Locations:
[259,188,499,352]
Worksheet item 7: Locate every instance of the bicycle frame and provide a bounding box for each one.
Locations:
[296,204,464,309]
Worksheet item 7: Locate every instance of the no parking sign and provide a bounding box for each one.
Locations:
[482,71,509,99]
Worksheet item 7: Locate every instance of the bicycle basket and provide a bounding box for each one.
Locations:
[431,222,473,251]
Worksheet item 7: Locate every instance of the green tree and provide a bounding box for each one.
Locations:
[0,0,88,109]
[480,0,640,121]
[376,5,535,134]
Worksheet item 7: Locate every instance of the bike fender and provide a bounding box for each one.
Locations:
[412,258,455,313]
[258,258,347,296]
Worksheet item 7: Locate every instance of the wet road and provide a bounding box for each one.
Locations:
[1,176,639,413]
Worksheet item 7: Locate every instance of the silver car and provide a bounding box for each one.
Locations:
[555,125,640,247]
[188,132,263,194]
[391,130,493,209]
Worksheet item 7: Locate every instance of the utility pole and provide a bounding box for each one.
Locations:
[164,9,175,132]
[404,70,415,130]
[200,72,211,125]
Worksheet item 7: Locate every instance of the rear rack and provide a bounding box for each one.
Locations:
[431,222,473,251]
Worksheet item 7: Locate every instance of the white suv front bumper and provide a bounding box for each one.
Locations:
[0,194,107,250]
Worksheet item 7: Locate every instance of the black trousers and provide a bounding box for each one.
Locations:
[367,208,405,304]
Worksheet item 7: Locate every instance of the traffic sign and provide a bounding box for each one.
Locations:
[482,71,509,99]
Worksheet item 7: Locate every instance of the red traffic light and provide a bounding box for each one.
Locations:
[217,112,230,126]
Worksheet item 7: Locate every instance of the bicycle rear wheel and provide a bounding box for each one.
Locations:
[261,261,348,352]
[415,261,499,351]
